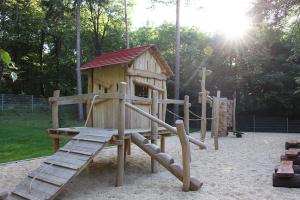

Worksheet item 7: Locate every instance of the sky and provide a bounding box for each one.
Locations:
[131,0,254,37]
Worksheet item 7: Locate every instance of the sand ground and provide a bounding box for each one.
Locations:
[1,132,300,200]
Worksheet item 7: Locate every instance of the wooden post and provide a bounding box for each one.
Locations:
[232,97,236,133]
[184,95,189,135]
[151,90,159,173]
[200,67,207,142]
[116,82,126,187]
[52,90,60,152]
[175,120,190,192]
[212,91,220,150]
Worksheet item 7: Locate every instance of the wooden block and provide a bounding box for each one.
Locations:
[286,148,300,158]
[59,148,93,156]
[277,161,294,177]
[190,177,203,191]
[273,173,300,188]
[287,140,298,145]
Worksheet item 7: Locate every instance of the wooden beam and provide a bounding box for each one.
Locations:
[176,120,191,192]
[49,93,119,105]
[128,68,167,80]
[212,91,221,150]
[200,67,207,142]
[133,79,165,93]
[116,82,126,187]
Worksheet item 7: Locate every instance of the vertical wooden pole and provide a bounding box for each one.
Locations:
[213,91,220,150]
[184,95,189,135]
[116,82,126,187]
[200,67,207,142]
[151,90,158,173]
[232,97,236,133]
[52,90,60,152]
[175,120,190,192]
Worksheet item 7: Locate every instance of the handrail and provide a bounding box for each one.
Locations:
[125,102,206,149]
[49,92,119,105]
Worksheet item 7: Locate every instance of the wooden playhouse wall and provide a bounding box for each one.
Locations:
[89,50,167,129]
[127,51,167,129]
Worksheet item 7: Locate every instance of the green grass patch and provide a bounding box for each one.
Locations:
[0,111,82,163]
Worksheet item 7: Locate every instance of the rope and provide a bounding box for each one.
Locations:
[189,110,202,119]
[85,95,102,127]
[166,108,184,119]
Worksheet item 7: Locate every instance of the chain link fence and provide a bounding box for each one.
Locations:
[0,94,77,114]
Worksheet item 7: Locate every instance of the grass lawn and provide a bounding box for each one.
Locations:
[0,111,82,163]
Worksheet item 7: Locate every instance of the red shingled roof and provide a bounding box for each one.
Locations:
[81,45,173,76]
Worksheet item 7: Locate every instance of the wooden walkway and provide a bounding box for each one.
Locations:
[7,128,122,200]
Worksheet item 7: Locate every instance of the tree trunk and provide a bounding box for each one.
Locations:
[76,0,84,121]
[174,0,180,117]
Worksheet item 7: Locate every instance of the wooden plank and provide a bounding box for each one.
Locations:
[73,135,111,143]
[49,92,119,105]
[151,90,159,173]
[286,148,300,158]
[6,194,27,200]
[128,68,167,80]
[59,148,93,156]
[133,79,165,93]
[277,161,294,177]
[158,99,185,105]
[13,178,60,200]
[63,140,104,153]
[28,164,76,186]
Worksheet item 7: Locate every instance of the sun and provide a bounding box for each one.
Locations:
[200,0,251,39]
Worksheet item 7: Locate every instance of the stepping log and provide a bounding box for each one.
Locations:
[156,153,175,165]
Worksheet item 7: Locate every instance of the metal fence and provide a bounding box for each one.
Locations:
[0,94,49,112]
[1,94,300,133]
[0,94,77,114]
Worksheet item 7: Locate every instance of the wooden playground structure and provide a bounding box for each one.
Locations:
[3,45,237,200]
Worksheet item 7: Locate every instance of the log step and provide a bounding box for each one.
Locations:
[144,143,160,154]
[276,161,294,177]
[131,133,149,144]
[156,153,175,165]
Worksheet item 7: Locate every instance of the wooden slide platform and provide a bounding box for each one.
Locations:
[7,128,117,200]
[131,132,203,191]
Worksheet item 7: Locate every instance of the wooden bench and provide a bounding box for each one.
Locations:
[276,160,294,177]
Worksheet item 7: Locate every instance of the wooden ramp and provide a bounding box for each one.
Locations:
[131,132,203,191]
[7,129,115,200]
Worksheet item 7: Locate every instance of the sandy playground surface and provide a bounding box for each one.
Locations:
[1,132,300,200]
